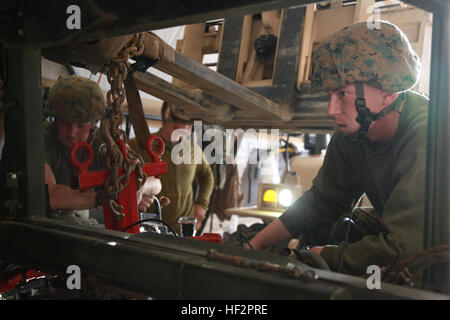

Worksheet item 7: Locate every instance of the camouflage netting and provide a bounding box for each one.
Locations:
[311,20,421,93]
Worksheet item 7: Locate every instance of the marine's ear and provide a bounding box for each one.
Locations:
[381,91,399,107]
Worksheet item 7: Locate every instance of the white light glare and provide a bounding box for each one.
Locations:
[279,189,293,207]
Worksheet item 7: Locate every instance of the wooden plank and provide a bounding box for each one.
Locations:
[271,6,306,106]
[354,0,375,23]
[297,3,315,90]
[331,0,344,9]
[124,73,151,150]
[242,17,266,83]
[241,7,306,107]
[217,16,245,80]
[202,29,219,54]
[221,118,334,133]
[241,49,259,83]
[242,79,273,87]
[236,15,253,83]
[172,23,205,90]
[134,71,234,124]
[261,10,281,35]
[143,32,292,121]
[179,23,205,62]
[216,23,224,57]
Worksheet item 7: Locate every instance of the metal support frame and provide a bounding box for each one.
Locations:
[0,46,45,219]
[1,219,449,299]
[11,0,321,48]
[0,0,449,298]
[423,7,450,293]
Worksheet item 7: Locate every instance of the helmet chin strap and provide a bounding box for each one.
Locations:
[354,82,399,141]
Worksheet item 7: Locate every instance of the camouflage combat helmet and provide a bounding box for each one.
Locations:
[311,21,421,141]
[311,20,421,93]
[45,75,107,123]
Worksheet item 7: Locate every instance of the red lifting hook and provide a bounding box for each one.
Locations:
[69,135,168,233]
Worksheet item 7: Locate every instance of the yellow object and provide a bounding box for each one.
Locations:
[263,189,277,203]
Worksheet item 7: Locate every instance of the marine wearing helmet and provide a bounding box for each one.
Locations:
[44,75,159,224]
[310,21,421,140]
[45,75,107,123]
[249,21,429,278]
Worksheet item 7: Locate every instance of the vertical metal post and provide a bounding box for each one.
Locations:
[1,46,45,218]
[423,11,450,293]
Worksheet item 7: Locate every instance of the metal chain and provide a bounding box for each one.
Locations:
[100,33,147,220]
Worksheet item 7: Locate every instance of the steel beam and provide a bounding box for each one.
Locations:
[0,219,448,299]
[9,0,321,48]
[0,47,45,219]
[423,7,450,294]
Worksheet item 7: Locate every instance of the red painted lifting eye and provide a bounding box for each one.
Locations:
[146,135,165,162]
[69,141,94,173]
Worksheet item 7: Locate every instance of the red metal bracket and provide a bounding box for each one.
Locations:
[70,135,168,234]
[0,269,46,293]
[188,233,223,244]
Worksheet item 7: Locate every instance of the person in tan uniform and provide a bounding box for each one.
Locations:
[129,102,214,234]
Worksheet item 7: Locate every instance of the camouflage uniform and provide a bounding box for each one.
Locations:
[279,21,428,275]
[44,75,107,221]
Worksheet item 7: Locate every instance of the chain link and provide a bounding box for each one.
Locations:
[100,33,147,220]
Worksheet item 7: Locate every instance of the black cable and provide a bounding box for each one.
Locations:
[153,196,162,220]
[337,193,365,273]
[121,218,179,236]
[295,250,331,271]
[138,196,162,224]
[239,232,254,250]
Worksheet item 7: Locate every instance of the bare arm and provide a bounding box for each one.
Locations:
[137,176,162,212]
[249,218,293,251]
[193,204,206,229]
[45,163,96,210]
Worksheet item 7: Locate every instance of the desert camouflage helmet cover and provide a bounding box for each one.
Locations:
[311,21,421,93]
[46,75,107,122]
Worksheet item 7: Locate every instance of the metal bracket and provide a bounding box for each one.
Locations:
[4,172,22,216]
[129,55,160,73]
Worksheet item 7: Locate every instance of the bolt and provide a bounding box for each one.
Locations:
[7,172,17,180]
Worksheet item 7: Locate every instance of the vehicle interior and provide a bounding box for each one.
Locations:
[0,0,448,300]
